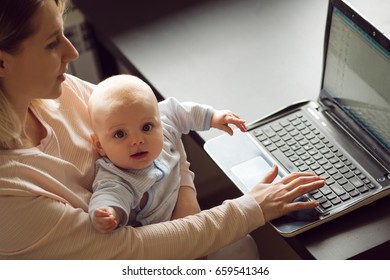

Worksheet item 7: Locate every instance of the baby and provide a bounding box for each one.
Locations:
[88,74,247,233]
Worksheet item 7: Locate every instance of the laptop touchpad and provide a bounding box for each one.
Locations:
[231,156,279,191]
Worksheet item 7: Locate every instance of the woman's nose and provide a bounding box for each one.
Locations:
[62,36,79,63]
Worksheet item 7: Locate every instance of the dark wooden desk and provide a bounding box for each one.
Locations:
[72,0,390,259]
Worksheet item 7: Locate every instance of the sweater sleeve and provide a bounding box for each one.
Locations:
[0,190,264,259]
[159,97,213,140]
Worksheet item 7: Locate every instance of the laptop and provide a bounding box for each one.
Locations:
[204,0,390,237]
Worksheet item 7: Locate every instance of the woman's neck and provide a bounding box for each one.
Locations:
[18,107,46,149]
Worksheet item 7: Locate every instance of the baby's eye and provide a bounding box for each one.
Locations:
[142,123,153,132]
[114,130,127,139]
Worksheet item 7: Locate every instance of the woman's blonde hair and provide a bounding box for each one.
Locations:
[0,0,69,149]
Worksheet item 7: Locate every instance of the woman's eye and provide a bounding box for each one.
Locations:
[114,130,126,139]
[142,124,153,132]
[47,38,60,49]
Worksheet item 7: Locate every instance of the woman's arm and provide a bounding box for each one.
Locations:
[171,185,201,220]
[0,189,258,259]
[0,167,323,259]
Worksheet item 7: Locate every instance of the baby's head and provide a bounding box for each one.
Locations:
[88,74,164,170]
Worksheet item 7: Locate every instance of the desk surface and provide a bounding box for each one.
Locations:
[73,0,390,259]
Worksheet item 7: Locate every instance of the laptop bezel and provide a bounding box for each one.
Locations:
[318,0,390,170]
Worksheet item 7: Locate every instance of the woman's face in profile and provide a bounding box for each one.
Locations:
[1,0,78,103]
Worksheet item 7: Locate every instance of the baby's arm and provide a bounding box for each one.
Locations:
[211,110,247,135]
[93,206,120,234]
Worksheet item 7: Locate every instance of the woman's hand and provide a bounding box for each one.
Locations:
[249,165,325,222]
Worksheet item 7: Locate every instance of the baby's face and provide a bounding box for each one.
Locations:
[94,93,164,170]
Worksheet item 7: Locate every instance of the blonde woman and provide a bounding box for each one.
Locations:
[0,0,324,259]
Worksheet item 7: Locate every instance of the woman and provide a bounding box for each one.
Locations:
[0,0,324,259]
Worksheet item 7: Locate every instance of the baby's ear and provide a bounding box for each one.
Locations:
[90,133,106,156]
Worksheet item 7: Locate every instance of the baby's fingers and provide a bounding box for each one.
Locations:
[225,114,247,132]
[94,216,118,234]
[94,208,111,217]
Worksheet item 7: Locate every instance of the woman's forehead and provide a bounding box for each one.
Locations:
[29,0,63,41]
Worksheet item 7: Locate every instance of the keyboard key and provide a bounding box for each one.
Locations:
[342,183,355,192]
[266,144,277,152]
[339,167,350,174]
[312,192,323,199]
[320,185,333,196]
[333,172,343,181]
[340,193,351,201]
[321,201,333,209]
[323,163,333,170]
[358,186,369,193]
[330,184,346,196]
[263,127,276,137]
[298,165,309,172]
[337,177,348,185]
[279,119,290,127]
[350,177,364,188]
[289,154,300,162]
[331,197,342,205]
[262,139,272,146]
[349,189,360,197]
[271,123,283,132]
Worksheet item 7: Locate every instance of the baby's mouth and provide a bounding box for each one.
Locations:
[131,151,148,159]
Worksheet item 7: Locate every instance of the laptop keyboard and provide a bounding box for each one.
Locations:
[251,112,378,214]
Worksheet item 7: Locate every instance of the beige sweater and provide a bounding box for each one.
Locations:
[0,75,264,259]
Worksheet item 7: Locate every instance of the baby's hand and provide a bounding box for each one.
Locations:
[93,207,119,234]
[211,110,247,135]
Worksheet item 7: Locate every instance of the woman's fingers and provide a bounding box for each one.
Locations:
[283,199,319,214]
[287,178,325,197]
[260,165,279,184]
[278,171,320,185]
[251,168,326,221]
[284,175,325,192]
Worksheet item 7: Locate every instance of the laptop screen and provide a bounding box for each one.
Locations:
[322,4,390,151]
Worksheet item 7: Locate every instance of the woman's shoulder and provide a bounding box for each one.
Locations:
[62,74,96,102]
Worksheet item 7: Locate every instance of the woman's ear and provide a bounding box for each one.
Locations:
[0,51,8,77]
[0,53,5,77]
[90,133,106,156]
